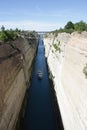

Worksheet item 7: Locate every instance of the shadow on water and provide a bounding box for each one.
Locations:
[21,35,64,130]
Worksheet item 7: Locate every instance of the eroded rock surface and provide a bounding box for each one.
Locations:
[0,36,38,130]
[44,32,87,130]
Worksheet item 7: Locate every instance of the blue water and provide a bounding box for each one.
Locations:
[23,36,57,130]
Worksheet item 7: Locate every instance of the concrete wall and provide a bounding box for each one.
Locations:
[44,32,87,130]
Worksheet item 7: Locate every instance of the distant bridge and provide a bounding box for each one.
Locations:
[37,31,51,34]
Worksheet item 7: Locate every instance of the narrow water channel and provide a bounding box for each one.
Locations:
[23,35,57,130]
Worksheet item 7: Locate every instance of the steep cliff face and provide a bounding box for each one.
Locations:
[0,36,38,130]
[44,32,87,130]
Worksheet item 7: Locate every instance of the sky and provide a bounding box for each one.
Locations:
[0,0,87,31]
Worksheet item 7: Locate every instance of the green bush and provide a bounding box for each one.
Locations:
[0,26,18,42]
[74,21,87,32]
[83,64,87,78]
[52,20,87,34]
[0,31,8,41]
[53,41,61,53]
[6,29,17,40]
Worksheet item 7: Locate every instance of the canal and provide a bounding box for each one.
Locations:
[23,36,57,130]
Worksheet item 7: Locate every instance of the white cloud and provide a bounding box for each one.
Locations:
[0,21,63,31]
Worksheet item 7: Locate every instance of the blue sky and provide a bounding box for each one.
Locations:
[0,0,87,31]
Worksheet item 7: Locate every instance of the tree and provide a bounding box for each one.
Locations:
[1,25,5,32]
[74,21,87,32]
[64,21,74,30]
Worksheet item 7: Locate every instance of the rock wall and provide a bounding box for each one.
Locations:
[44,32,87,130]
[0,37,38,130]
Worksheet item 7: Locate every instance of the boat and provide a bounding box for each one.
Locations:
[37,70,43,79]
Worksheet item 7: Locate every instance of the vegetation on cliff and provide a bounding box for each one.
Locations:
[0,26,38,43]
[83,64,87,78]
[0,26,20,42]
[52,20,87,34]
[53,41,61,53]
[0,26,38,54]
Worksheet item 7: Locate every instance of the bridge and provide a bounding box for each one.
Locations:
[37,31,51,34]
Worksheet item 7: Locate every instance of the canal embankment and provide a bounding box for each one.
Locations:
[0,33,38,130]
[44,32,87,130]
[47,65,64,130]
